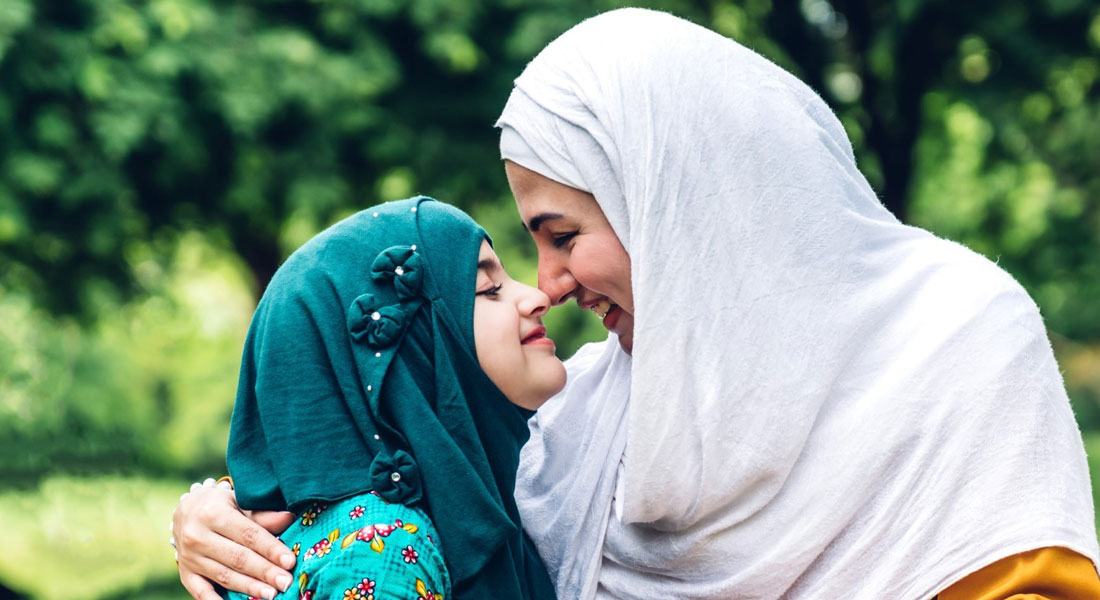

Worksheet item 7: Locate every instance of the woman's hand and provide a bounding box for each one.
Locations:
[172,481,298,600]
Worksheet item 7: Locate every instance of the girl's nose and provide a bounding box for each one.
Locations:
[518,282,551,318]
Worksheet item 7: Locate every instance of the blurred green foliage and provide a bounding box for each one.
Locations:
[1,0,1098,598]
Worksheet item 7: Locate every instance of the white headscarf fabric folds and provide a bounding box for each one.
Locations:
[497,8,1098,600]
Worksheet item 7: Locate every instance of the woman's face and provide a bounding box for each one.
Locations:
[504,160,635,353]
[473,240,567,410]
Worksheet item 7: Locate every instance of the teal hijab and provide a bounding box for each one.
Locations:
[227,197,556,600]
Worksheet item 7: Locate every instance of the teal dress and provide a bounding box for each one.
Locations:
[226,492,448,600]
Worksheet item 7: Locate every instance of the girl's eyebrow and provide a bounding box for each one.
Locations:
[477,258,500,272]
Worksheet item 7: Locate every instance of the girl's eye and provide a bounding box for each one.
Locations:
[551,230,579,249]
[476,283,503,298]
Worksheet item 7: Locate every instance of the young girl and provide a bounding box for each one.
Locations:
[218,197,558,600]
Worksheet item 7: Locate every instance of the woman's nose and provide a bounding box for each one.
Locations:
[537,256,575,305]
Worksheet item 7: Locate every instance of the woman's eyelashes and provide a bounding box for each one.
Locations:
[551,230,579,249]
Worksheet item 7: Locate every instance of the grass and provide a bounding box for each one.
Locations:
[0,475,191,600]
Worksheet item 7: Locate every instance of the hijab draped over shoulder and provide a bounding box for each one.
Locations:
[497,8,1098,600]
[227,198,556,600]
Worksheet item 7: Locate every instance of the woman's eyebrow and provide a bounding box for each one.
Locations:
[523,212,563,232]
[477,258,500,272]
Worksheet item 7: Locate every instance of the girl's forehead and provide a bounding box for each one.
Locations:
[476,241,503,272]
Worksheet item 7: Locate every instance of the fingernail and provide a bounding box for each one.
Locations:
[276,574,292,591]
[261,585,277,599]
[279,553,296,569]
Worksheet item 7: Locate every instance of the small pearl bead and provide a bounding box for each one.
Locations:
[367,385,373,391]
[394,266,404,276]
[373,212,379,217]
[371,311,381,321]
[373,434,380,440]
[375,352,381,358]
[390,472,402,482]
[410,245,416,251]
[410,207,417,212]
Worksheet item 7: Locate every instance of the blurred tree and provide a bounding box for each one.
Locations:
[3,0,1097,328]
[2,0,1098,411]
[0,0,695,316]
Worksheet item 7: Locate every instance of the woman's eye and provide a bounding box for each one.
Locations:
[551,230,579,249]
[476,283,503,298]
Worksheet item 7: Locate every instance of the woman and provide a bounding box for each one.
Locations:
[175,9,1099,600]
[497,8,1099,599]
[192,196,558,600]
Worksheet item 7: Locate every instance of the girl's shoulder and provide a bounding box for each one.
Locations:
[229,492,450,600]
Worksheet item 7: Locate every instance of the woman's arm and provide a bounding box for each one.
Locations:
[172,483,298,600]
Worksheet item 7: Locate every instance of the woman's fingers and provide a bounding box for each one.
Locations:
[186,553,279,600]
[249,510,297,538]
[213,509,297,574]
[179,566,233,600]
[173,485,293,596]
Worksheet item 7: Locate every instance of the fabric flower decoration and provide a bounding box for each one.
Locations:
[369,449,422,505]
[371,246,425,300]
[347,294,410,349]
[401,545,419,564]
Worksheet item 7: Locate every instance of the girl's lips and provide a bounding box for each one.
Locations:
[525,336,556,348]
[522,326,555,347]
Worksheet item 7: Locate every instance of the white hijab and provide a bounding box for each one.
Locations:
[497,8,1098,600]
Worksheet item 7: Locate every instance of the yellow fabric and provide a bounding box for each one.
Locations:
[937,547,1100,600]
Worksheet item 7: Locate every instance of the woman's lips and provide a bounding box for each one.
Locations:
[602,305,622,331]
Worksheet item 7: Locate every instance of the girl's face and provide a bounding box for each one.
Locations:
[504,160,635,354]
[473,240,567,410]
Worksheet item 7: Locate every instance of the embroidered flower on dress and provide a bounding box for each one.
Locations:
[355,526,376,542]
[401,545,419,564]
[349,505,365,519]
[300,502,326,526]
[292,542,301,556]
[356,578,376,596]
[304,539,331,560]
[342,588,362,600]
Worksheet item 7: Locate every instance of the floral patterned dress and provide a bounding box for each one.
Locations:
[225,492,449,600]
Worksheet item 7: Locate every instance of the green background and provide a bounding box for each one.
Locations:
[2,0,1099,597]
